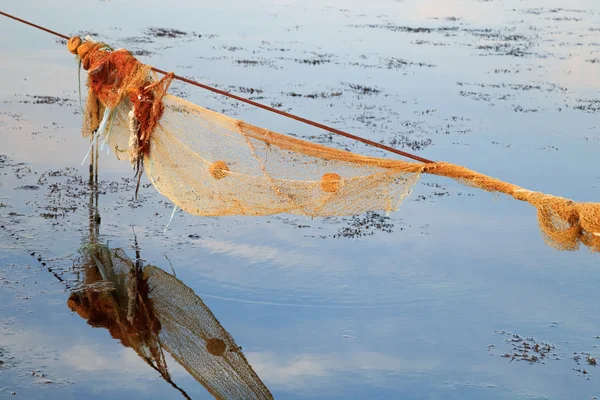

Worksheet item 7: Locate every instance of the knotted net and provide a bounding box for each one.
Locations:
[68,36,600,252]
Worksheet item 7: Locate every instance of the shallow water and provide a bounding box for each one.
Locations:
[1,0,599,399]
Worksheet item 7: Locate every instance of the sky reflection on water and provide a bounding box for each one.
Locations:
[1,0,600,398]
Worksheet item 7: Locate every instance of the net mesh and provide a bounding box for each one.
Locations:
[69,244,272,399]
[71,37,600,253]
[107,95,423,217]
[144,266,273,400]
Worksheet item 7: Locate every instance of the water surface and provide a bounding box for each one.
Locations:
[1,0,599,398]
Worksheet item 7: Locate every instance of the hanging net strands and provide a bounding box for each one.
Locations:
[0,7,597,254]
[64,35,599,252]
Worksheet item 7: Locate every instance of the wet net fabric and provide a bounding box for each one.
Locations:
[106,95,423,217]
[102,94,600,252]
[70,39,600,252]
[143,266,274,400]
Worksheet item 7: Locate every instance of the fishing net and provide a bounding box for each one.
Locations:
[68,36,600,252]
[68,244,272,400]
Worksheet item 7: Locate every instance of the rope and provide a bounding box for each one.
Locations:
[0,10,434,164]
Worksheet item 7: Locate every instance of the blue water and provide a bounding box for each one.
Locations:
[1,0,599,398]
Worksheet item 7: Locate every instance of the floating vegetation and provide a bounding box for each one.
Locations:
[145,27,188,39]
[353,24,459,34]
[386,135,433,152]
[131,49,155,57]
[18,95,75,107]
[497,331,558,364]
[494,330,599,380]
[343,82,381,95]
[384,57,436,69]
[292,57,332,65]
[331,211,394,239]
[233,58,279,68]
[285,91,342,99]
[574,99,600,113]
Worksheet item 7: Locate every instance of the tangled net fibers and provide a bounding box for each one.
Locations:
[68,36,600,252]
[68,243,272,399]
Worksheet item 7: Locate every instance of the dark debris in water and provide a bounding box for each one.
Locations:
[545,16,582,21]
[230,86,264,95]
[233,58,279,69]
[494,330,598,379]
[338,212,394,238]
[412,39,449,47]
[343,83,381,95]
[291,57,332,65]
[122,36,155,45]
[168,86,189,99]
[384,57,436,69]
[574,99,600,113]
[17,95,75,107]
[386,135,432,152]
[353,24,459,35]
[353,22,542,59]
[573,352,598,378]
[513,105,539,113]
[145,27,189,39]
[476,43,532,57]
[518,7,589,15]
[15,185,40,191]
[498,331,557,364]
[457,81,567,93]
[0,155,14,168]
[131,49,155,57]
[284,91,342,99]
[330,212,395,239]
[0,346,16,371]
[193,32,219,39]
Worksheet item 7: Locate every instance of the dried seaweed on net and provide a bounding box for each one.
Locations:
[68,36,600,252]
[67,243,272,400]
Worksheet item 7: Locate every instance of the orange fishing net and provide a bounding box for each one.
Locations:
[69,36,600,252]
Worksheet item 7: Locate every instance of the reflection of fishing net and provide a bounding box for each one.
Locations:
[68,245,168,377]
[68,244,272,399]
[144,266,273,400]
[69,37,600,252]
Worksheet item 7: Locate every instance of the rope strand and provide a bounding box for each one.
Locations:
[0,9,433,164]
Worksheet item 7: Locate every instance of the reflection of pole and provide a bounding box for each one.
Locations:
[88,132,101,244]
[88,136,95,244]
[145,358,193,400]
[94,136,100,240]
